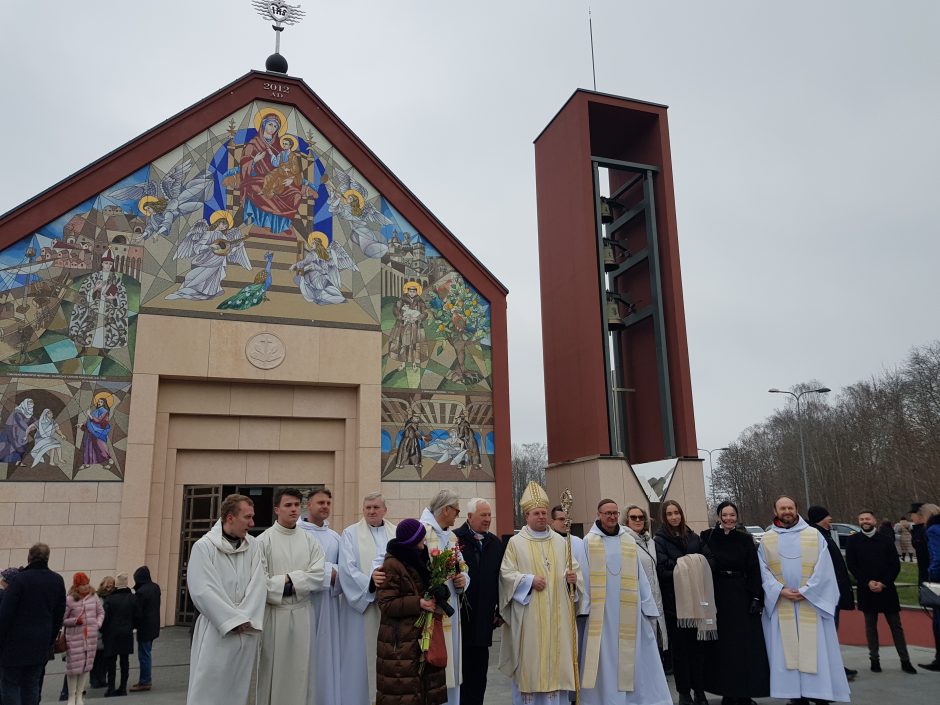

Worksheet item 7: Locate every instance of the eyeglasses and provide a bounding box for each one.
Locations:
[600,511,619,517]
[627,515,646,521]
[450,505,461,515]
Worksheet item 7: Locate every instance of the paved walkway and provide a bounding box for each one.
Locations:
[39,626,937,704]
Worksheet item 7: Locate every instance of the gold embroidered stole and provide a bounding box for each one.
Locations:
[762,528,820,674]
[424,523,462,688]
[581,532,639,691]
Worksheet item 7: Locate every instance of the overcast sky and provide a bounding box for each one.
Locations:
[1,1,938,457]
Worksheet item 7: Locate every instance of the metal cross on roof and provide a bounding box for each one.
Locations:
[252,1,306,55]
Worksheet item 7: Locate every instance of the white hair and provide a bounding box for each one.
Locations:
[466,498,490,515]
[362,492,386,507]
[429,489,460,515]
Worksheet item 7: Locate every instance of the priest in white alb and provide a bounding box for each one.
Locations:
[297,488,343,705]
[338,492,397,705]
[499,481,583,705]
[186,494,267,705]
[256,488,325,705]
[420,490,471,705]
[759,495,850,704]
[580,499,671,705]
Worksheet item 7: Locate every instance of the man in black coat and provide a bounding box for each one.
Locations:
[910,502,930,585]
[129,565,161,692]
[845,510,916,674]
[453,498,504,705]
[0,543,66,705]
[807,505,858,681]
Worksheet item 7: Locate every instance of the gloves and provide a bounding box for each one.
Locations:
[748,597,763,616]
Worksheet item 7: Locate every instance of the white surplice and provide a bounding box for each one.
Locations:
[758,518,851,702]
[338,518,396,705]
[420,507,470,705]
[256,521,325,705]
[580,524,672,705]
[298,519,343,705]
[185,520,266,705]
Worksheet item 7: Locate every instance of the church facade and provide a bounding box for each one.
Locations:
[0,71,509,624]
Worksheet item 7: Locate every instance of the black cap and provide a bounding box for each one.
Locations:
[807,505,830,525]
[266,52,288,74]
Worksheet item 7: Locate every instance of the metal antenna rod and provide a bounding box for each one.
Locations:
[589,6,597,90]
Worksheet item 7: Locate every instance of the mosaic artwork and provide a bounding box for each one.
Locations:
[0,101,493,481]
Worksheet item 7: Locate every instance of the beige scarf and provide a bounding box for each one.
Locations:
[673,553,718,641]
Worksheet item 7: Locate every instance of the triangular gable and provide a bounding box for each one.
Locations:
[0,71,508,485]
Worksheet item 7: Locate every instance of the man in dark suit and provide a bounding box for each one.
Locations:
[453,498,504,705]
[0,542,66,705]
[846,510,917,674]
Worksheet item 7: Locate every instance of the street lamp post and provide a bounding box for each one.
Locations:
[768,386,831,509]
[698,447,729,506]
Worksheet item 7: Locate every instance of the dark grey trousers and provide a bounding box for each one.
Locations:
[863,610,910,661]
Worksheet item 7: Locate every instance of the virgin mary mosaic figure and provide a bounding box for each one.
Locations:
[239,109,304,234]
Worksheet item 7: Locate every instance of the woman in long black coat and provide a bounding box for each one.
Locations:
[655,500,711,705]
[700,501,770,705]
[101,574,136,697]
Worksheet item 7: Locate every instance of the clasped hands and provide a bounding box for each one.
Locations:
[780,587,805,601]
[532,571,577,592]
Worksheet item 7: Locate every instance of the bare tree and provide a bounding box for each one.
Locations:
[511,442,547,529]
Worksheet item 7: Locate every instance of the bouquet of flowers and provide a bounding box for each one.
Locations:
[416,546,468,670]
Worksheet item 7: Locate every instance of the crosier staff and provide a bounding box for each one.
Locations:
[561,488,580,705]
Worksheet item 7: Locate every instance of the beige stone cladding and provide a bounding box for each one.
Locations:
[380,480,498,534]
[0,482,123,586]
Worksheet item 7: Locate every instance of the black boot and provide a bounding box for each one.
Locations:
[870,658,881,672]
[693,691,709,705]
[844,666,857,681]
[677,692,694,705]
[919,659,940,671]
[901,660,917,674]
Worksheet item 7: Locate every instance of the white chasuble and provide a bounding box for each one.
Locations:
[186,520,267,705]
[256,521,325,705]
[338,518,396,705]
[498,526,584,705]
[758,518,850,702]
[298,519,343,705]
[580,525,671,705]
[420,507,470,704]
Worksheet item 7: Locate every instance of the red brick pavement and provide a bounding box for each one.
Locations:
[838,607,935,647]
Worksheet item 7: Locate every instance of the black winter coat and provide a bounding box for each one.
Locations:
[0,559,66,668]
[699,527,770,699]
[453,522,504,648]
[654,526,712,618]
[101,588,136,656]
[810,522,855,611]
[846,531,901,613]
[133,567,161,642]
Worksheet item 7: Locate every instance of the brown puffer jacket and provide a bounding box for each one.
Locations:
[376,540,446,705]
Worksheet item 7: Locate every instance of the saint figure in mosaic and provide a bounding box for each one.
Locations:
[30,408,63,468]
[387,282,428,371]
[67,250,129,354]
[0,398,36,464]
[290,232,357,305]
[394,412,425,469]
[80,393,113,470]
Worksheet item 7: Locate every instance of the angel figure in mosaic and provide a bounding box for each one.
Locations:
[166,212,253,301]
[324,169,391,259]
[289,231,358,305]
[68,249,128,355]
[107,158,213,239]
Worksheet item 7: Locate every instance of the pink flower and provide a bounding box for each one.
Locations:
[430,548,441,557]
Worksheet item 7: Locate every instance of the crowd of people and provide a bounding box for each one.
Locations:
[3,486,938,705]
[0,549,161,705]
